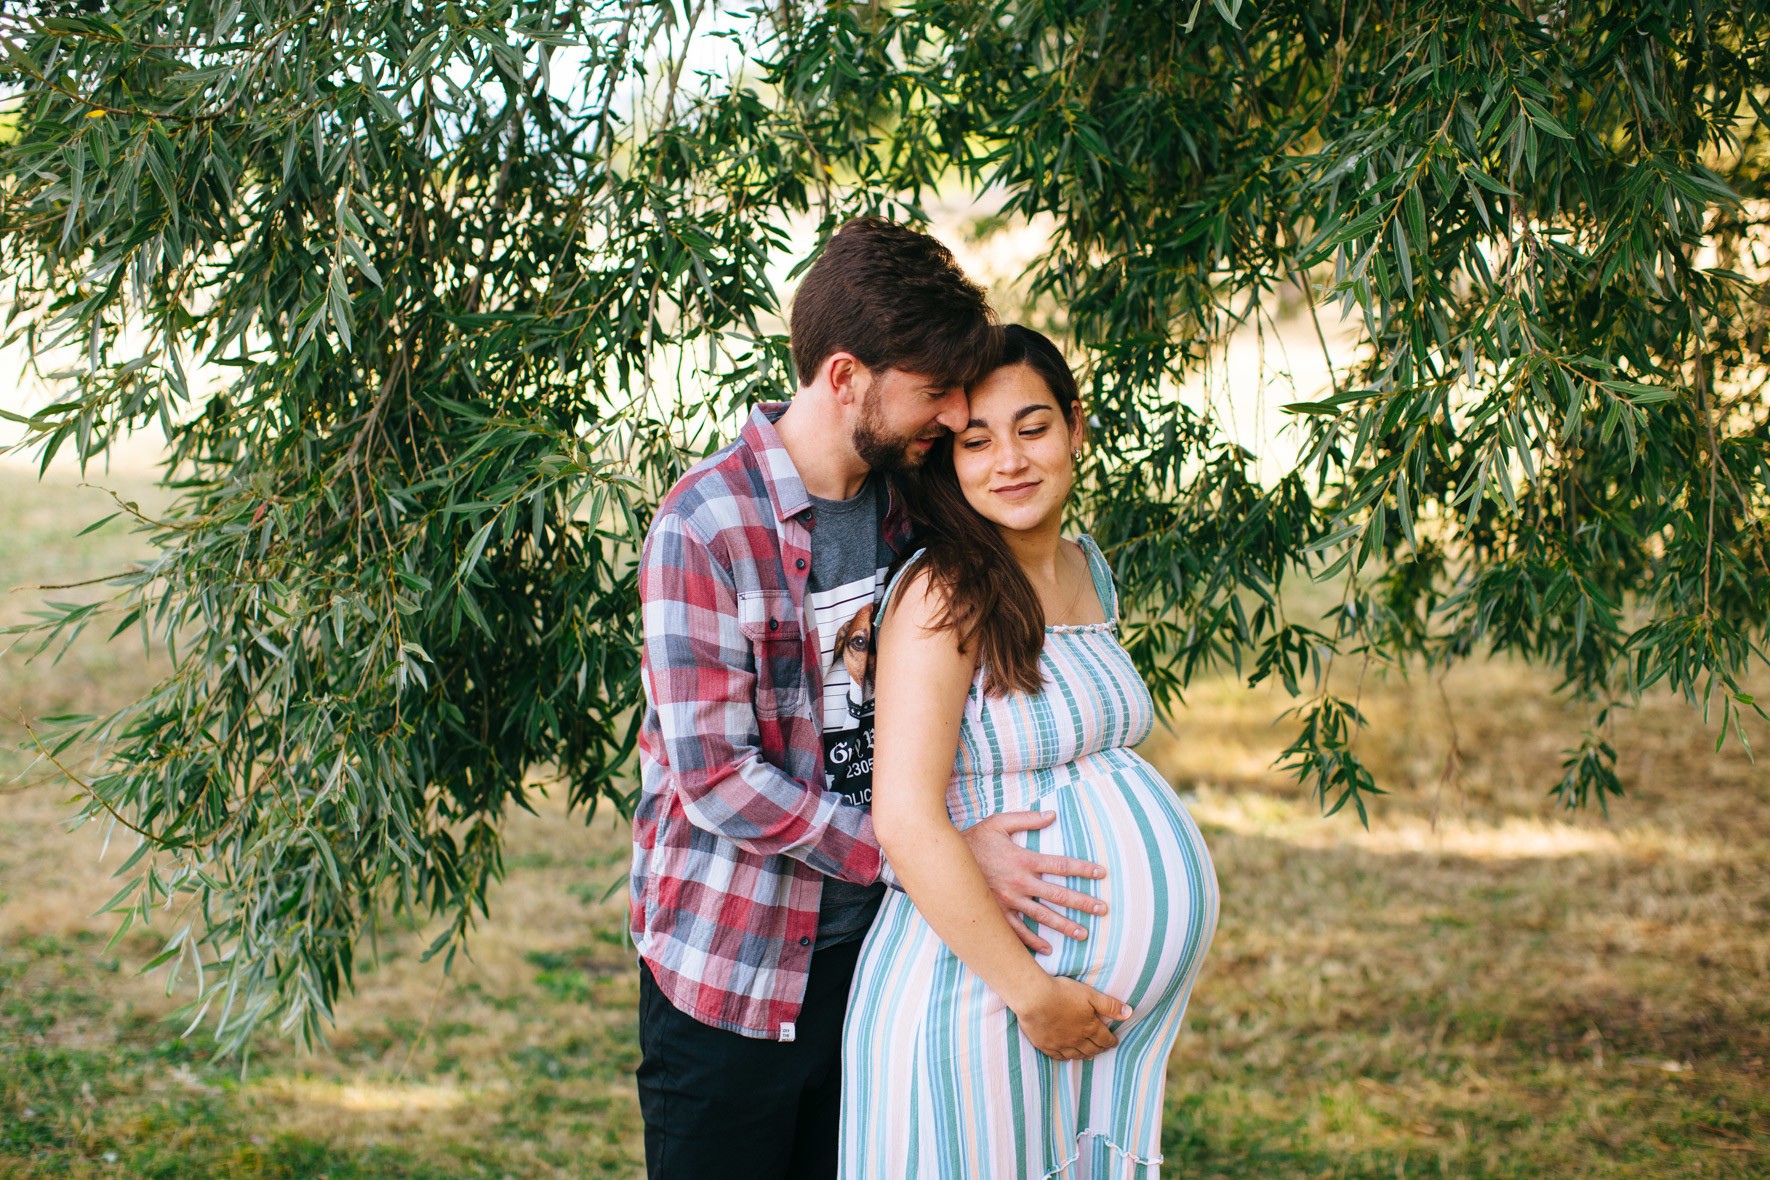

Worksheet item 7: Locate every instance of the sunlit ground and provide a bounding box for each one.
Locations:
[2,460,1766,1177]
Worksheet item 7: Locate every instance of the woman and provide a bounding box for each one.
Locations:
[840,326,1219,1178]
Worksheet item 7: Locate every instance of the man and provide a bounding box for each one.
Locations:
[631,217,1108,1179]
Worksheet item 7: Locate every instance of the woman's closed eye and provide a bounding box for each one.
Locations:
[962,427,1046,449]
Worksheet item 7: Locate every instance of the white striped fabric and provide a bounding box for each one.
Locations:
[840,536,1219,1179]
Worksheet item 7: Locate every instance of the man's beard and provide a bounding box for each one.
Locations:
[851,385,937,471]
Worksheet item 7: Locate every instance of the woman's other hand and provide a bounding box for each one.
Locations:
[1011,976,1132,1060]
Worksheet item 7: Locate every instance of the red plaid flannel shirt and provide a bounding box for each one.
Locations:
[631,403,909,1040]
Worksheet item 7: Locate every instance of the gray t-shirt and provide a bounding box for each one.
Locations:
[807,474,892,949]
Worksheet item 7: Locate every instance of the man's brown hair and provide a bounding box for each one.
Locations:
[789,217,999,388]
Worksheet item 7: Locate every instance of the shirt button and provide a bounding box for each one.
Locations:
[799,936,812,947]
[769,619,780,631]
[795,558,806,570]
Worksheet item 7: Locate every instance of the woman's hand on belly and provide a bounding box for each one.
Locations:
[1010,974,1133,1061]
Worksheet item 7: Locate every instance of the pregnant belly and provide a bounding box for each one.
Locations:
[1020,750,1220,1018]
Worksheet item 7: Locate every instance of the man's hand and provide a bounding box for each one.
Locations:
[959,810,1107,955]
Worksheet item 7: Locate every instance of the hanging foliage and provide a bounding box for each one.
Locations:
[2,0,1766,1049]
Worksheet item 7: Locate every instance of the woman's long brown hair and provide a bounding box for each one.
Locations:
[896,325,1083,697]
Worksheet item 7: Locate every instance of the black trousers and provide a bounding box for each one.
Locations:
[636,937,864,1180]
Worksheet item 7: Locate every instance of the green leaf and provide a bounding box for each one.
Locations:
[1519,96,1573,140]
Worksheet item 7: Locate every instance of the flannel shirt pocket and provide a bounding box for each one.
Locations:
[737,591,805,719]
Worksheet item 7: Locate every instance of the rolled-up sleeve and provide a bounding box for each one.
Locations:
[640,511,892,887]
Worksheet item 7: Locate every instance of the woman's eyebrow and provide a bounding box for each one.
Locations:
[965,403,1057,430]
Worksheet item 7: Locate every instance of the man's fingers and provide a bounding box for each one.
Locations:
[984,809,1058,834]
[1033,882,1108,917]
[998,902,1053,954]
[1027,852,1106,880]
[1015,902,1087,942]
[1010,918,1053,956]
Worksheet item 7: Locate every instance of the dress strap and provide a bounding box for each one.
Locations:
[1077,534,1119,625]
[877,546,930,621]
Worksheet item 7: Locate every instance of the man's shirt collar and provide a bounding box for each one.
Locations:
[741,402,914,548]
[742,402,813,525]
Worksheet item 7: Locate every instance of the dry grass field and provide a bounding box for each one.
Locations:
[2,465,1766,1179]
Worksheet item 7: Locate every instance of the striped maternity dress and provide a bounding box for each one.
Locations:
[840,536,1219,1179]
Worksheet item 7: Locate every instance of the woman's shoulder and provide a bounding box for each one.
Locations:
[876,548,977,673]
[1066,533,1118,624]
[879,547,950,625]
[880,545,928,607]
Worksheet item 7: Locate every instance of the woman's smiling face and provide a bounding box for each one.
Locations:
[952,362,1083,533]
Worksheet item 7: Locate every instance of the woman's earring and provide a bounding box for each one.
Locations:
[1072,449,1081,462]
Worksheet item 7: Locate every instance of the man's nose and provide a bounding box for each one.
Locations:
[933,388,969,433]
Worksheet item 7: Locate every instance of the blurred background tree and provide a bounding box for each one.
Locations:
[1,0,1765,1050]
